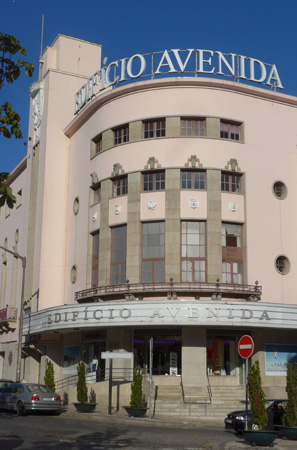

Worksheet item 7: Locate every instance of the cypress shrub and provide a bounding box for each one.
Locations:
[247,360,267,430]
[130,366,143,408]
[76,360,88,404]
[285,362,297,427]
[44,358,55,392]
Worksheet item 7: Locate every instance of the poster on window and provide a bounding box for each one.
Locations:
[265,344,297,376]
[63,345,79,374]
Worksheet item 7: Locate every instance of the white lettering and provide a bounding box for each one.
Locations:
[216,52,236,76]
[150,310,164,318]
[93,309,103,320]
[266,64,284,89]
[72,311,79,321]
[167,307,180,318]
[171,49,194,72]
[238,55,248,80]
[241,309,253,319]
[188,307,199,318]
[207,308,219,318]
[106,60,119,86]
[249,58,266,83]
[155,50,176,74]
[197,50,215,74]
[127,54,146,78]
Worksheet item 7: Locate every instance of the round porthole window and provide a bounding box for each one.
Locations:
[73,197,79,215]
[275,255,290,275]
[272,181,287,199]
[71,265,77,284]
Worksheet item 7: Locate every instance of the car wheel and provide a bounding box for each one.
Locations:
[16,401,26,416]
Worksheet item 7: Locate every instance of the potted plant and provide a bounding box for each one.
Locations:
[243,360,278,446]
[276,362,297,440]
[73,360,96,413]
[44,358,55,392]
[124,366,147,417]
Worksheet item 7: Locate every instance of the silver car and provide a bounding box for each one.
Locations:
[0,383,62,415]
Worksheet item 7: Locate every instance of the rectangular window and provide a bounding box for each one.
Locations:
[114,125,129,145]
[220,121,241,140]
[143,119,165,139]
[113,176,128,197]
[142,222,165,283]
[16,189,23,207]
[181,171,205,190]
[143,171,165,191]
[92,183,101,204]
[94,134,102,154]
[91,231,99,287]
[222,222,243,284]
[181,118,206,136]
[111,225,127,285]
[221,172,242,193]
[181,221,206,282]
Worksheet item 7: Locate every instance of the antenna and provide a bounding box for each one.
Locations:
[39,14,44,81]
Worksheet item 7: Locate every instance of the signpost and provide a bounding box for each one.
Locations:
[238,335,254,430]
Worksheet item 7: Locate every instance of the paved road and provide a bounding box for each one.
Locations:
[0,406,296,450]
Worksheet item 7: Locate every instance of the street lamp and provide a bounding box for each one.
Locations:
[0,245,26,382]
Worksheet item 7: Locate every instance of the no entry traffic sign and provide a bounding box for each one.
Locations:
[238,335,254,359]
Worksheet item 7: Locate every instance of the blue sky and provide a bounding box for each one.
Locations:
[1,0,297,172]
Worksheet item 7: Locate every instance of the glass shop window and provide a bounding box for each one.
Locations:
[206,336,236,376]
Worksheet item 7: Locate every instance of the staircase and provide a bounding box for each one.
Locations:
[153,384,246,419]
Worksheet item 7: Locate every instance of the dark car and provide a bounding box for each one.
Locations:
[224,399,287,431]
[0,379,13,392]
[0,382,62,415]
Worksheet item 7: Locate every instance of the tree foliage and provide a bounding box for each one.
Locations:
[44,358,56,392]
[285,362,297,427]
[76,360,88,404]
[0,33,34,208]
[130,366,144,408]
[247,360,267,430]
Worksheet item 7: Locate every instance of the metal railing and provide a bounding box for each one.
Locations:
[75,280,262,302]
[180,375,212,416]
[55,367,133,392]
[0,306,17,321]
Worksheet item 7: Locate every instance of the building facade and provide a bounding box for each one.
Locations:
[1,35,297,406]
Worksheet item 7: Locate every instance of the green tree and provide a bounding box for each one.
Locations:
[44,358,56,392]
[284,362,297,427]
[247,360,267,430]
[76,360,88,404]
[130,366,144,408]
[0,33,34,208]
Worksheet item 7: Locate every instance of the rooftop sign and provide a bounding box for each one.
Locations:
[74,48,284,114]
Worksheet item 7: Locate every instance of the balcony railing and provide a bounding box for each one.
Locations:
[75,280,261,303]
[0,306,17,334]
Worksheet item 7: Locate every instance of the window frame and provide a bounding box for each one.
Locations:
[181,221,206,283]
[91,231,100,287]
[143,119,166,139]
[181,170,206,190]
[113,125,129,145]
[112,176,128,198]
[142,221,165,283]
[181,117,206,136]
[221,172,242,194]
[220,121,241,141]
[111,225,127,285]
[92,183,101,204]
[142,171,165,192]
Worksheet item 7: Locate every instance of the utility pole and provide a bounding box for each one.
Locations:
[0,245,26,382]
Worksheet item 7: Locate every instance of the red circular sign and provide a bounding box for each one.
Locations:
[238,335,254,359]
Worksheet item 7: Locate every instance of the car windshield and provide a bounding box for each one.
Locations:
[27,384,54,393]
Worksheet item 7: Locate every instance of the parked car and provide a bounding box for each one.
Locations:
[0,383,62,415]
[0,379,13,392]
[224,399,287,431]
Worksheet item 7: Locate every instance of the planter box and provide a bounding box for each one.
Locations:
[242,430,278,447]
[124,406,147,417]
[275,425,297,440]
[73,403,96,413]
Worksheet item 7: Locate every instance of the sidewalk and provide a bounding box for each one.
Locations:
[63,404,297,449]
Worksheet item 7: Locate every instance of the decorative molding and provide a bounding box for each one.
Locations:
[184,155,203,168]
[90,172,98,185]
[144,157,161,170]
[112,163,125,176]
[189,199,199,209]
[147,200,158,210]
[228,202,238,212]
[114,205,122,215]
[30,81,44,145]
[92,212,98,222]
[225,158,241,172]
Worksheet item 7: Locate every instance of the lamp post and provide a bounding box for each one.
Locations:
[0,245,26,382]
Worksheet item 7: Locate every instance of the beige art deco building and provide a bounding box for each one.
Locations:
[1,34,297,413]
